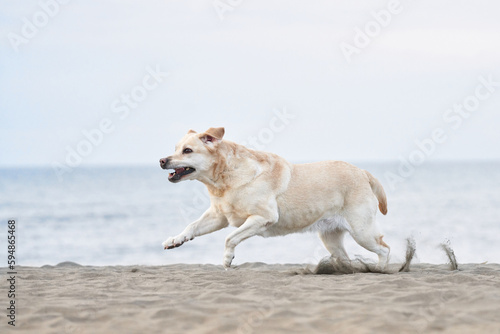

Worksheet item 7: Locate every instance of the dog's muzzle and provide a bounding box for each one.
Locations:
[159,157,170,169]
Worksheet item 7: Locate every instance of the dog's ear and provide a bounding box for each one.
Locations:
[205,127,225,139]
[199,127,225,144]
[187,129,197,134]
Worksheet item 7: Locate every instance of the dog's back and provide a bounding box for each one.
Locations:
[267,161,384,235]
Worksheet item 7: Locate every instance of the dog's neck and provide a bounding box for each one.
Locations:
[197,141,262,197]
[199,178,227,197]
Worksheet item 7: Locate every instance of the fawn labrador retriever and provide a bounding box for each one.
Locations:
[160,127,390,268]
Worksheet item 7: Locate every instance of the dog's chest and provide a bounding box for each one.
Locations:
[212,194,250,227]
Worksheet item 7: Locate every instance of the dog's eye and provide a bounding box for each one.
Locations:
[183,148,193,154]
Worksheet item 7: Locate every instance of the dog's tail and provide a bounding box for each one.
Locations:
[364,170,388,215]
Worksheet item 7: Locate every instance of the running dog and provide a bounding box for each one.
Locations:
[160,127,390,268]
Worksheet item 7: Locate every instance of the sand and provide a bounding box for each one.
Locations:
[1,262,500,334]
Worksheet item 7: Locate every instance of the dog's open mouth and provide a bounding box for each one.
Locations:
[168,167,196,182]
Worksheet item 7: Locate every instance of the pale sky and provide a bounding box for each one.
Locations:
[1,0,500,168]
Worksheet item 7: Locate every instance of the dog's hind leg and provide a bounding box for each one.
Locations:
[223,214,274,268]
[347,213,390,269]
[319,229,350,262]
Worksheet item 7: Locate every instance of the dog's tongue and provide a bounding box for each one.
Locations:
[175,167,185,174]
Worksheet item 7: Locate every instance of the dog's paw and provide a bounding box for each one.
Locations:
[162,237,177,249]
[223,251,235,269]
[162,235,191,250]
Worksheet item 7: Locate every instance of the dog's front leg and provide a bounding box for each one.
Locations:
[162,208,228,250]
[223,215,274,268]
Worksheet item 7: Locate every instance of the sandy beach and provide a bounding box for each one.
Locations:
[1,262,499,334]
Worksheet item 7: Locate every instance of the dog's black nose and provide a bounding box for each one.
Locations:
[159,157,169,169]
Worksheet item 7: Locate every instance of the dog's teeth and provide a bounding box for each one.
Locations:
[186,167,190,170]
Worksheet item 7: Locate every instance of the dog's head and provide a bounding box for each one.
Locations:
[159,127,225,183]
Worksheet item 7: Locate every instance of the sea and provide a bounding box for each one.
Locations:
[1,162,499,267]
